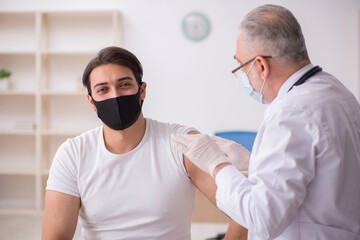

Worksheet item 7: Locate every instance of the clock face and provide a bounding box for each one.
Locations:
[182,12,211,41]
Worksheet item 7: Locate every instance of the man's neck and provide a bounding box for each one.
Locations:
[102,114,146,154]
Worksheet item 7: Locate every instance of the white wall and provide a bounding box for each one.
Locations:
[1,0,359,134]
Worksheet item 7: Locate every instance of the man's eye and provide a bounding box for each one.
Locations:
[120,82,131,87]
[97,88,107,94]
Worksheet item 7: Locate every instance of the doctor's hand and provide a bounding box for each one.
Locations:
[171,134,230,177]
[171,134,250,177]
[211,136,250,171]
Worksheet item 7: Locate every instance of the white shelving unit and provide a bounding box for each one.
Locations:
[0,10,121,215]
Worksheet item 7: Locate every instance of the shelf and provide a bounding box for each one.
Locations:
[42,11,118,16]
[0,169,36,175]
[0,200,36,210]
[0,175,36,209]
[0,10,120,214]
[0,54,36,92]
[42,12,116,53]
[0,129,35,135]
[41,54,92,92]
[0,95,35,131]
[41,129,86,136]
[0,90,36,96]
[0,51,35,55]
[0,13,36,53]
[0,208,38,215]
[41,90,87,96]
[41,50,96,56]
[41,94,100,132]
[0,135,36,171]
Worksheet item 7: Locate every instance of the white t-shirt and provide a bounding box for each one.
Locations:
[47,118,197,240]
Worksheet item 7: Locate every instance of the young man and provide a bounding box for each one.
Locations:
[42,46,247,239]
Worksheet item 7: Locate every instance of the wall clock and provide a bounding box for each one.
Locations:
[182,12,211,41]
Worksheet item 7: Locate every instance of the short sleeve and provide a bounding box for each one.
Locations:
[46,139,80,198]
[169,123,198,177]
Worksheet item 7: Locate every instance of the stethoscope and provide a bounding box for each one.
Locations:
[288,65,322,92]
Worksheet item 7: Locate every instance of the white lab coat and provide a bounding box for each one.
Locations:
[215,64,360,240]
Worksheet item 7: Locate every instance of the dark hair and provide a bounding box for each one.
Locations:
[82,46,143,94]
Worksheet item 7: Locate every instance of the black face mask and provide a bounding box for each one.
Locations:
[91,87,143,130]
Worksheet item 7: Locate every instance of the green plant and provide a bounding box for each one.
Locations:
[0,68,11,79]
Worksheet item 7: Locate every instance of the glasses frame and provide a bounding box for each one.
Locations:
[232,55,272,74]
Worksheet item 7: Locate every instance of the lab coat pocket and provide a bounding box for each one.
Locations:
[300,222,360,240]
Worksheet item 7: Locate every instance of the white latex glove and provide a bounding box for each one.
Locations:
[211,136,250,171]
[171,133,230,177]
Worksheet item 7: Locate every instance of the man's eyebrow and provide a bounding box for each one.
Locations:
[93,77,133,90]
[117,77,133,82]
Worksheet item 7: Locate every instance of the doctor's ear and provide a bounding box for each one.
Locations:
[256,56,270,80]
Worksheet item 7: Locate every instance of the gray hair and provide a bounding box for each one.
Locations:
[240,4,309,65]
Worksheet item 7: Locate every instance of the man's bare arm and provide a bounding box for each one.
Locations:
[42,190,81,240]
[184,131,247,240]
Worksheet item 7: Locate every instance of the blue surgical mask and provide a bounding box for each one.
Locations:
[239,60,266,103]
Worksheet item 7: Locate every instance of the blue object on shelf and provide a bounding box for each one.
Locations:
[214,131,257,151]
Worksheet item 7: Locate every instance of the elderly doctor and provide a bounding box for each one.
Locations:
[172,4,360,240]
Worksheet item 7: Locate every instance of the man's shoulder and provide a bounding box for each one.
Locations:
[52,126,103,167]
[62,125,102,150]
[146,118,196,135]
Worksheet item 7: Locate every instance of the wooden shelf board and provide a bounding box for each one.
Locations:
[43,10,116,17]
[41,50,96,56]
[0,169,36,175]
[0,208,38,215]
[0,90,36,96]
[0,50,36,55]
[41,90,87,96]
[41,129,84,136]
[0,11,36,15]
[0,130,35,135]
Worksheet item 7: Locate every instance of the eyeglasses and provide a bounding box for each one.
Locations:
[232,55,272,76]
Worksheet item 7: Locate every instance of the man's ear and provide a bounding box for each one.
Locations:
[140,82,147,101]
[87,94,97,113]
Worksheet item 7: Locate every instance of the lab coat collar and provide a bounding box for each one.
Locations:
[276,63,314,100]
[264,63,314,119]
